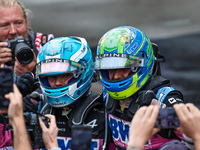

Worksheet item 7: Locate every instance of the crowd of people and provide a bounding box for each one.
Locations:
[0,0,200,150]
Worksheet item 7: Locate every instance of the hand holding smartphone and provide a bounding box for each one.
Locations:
[0,68,13,114]
[71,125,92,150]
[155,107,180,129]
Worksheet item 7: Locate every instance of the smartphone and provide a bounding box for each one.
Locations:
[0,68,13,113]
[155,107,180,129]
[71,125,92,150]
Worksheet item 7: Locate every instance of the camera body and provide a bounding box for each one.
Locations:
[23,112,49,149]
[5,36,34,66]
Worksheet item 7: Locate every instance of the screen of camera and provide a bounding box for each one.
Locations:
[0,68,13,113]
[71,125,92,150]
[155,108,180,129]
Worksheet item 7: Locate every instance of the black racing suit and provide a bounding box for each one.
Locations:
[104,76,184,150]
[39,91,114,150]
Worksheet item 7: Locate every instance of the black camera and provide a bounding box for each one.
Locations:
[23,112,49,149]
[5,36,34,66]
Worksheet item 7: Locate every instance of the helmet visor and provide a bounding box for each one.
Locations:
[36,58,84,78]
[94,53,145,70]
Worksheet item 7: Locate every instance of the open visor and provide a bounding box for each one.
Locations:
[36,58,84,78]
[94,54,145,70]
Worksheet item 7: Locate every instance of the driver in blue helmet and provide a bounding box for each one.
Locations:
[94,26,186,150]
[36,37,114,150]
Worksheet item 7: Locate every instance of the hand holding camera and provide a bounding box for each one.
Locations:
[174,103,200,142]
[0,42,12,66]
[4,36,34,66]
[128,105,160,149]
[0,36,37,75]
[39,115,58,150]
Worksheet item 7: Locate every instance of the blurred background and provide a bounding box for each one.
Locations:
[20,0,200,105]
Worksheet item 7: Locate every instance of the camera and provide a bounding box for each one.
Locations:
[7,112,48,149]
[155,108,180,129]
[23,112,49,149]
[5,36,34,66]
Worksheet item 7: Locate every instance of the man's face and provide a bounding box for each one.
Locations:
[108,68,131,80]
[0,6,28,41]
[48,73,74,88]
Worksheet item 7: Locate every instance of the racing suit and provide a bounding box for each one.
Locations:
[104,75,185,150]
[38,91,114,150]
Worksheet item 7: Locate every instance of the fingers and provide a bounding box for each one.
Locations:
[45,114,56,122]
[0,45,12,64]
[39,117,47,132]
[150,105,159,122]
[134,106,147,119]
[0,42,8,47]
[0,63,5,68]
[39,114,58,141]
[45,115,57,129]
[185,103,200,114]
[5,84,22,107]
[174,103,186,121]
[40,115,57,130]
[152,128,160,135]
[142,105,159,121]
[173,103,197,123]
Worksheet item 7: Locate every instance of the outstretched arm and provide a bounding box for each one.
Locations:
[5,84,32,150]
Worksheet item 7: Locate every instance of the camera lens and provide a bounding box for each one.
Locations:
[15,43,34,65]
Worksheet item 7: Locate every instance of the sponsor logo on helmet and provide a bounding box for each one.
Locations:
[51,102,67,106]
[97,53,128,59]
[114,92,119,96]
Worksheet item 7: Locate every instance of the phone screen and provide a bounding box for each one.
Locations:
[71,125,92,150]
[155,108,180,129]
[0,68,13,113]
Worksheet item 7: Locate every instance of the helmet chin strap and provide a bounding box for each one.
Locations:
[120,99,127,111]
[63,106,71,119]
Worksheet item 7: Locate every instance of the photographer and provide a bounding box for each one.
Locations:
[1,84,60,150]
[0,0,54,77]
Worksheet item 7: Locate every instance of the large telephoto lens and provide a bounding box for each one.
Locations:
[15,43,34,65]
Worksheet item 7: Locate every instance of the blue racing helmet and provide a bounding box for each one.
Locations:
[94,26,155,100]
[36,37,94,107]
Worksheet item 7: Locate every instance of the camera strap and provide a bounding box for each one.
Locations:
[0,114,8,136]
[28,29,37,56]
